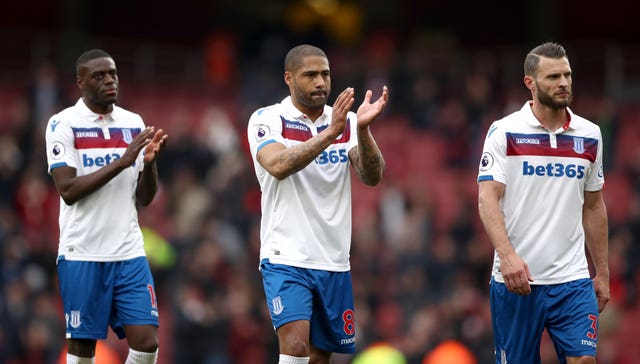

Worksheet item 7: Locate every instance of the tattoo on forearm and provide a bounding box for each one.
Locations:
[280,135,328,172]
[352,133,384,185]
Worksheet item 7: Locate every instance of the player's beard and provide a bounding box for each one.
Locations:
[535,82,572,110]
[292,86,327,113]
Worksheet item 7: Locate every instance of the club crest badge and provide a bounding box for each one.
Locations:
[272,296,284,315]
[573,137,585,154]
[122,129,133,144]
[69,310,82,328]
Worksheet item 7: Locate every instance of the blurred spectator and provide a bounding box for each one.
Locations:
[422,339,477,364]
[353,342,406,364]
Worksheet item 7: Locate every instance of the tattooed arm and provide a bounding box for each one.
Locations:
[349,126,385,186]
[257,88,355,180]
[349,86,388,186]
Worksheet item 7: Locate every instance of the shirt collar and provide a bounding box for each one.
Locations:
[521,101,575,132]
[75,98,119,123]
[281,96,329,123]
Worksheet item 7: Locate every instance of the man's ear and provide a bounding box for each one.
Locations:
[76,73,84,89]
[284,71,292,87]
[523,75,535,92]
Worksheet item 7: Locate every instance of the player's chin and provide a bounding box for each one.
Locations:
[102,91,118,102]
[309,99,326,110]
[556,94,572,106]
[311,94,326,104]
[100,96,117,105]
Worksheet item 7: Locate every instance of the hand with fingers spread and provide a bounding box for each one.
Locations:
[143,128,168,164]
[356,85,389,127]
[329,87,355,135]
[117,126,156,167]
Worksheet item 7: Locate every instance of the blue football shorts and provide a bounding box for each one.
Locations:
[57,256,159,340]
[490,277,598,364]
[260,260,356,354]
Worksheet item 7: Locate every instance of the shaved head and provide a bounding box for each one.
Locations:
[284,44,328,73]
[76,49,113,75]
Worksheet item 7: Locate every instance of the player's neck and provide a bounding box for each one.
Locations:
[531,103,568,132]
[291,100,323,122]
[301,108,322,122]
[82,97,114,115]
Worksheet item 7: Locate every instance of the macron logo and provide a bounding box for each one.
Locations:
[51,120,61,132]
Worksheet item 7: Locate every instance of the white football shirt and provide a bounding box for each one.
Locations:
[478,102,605,284]
[248,96,358,272]
[45,98,147,261]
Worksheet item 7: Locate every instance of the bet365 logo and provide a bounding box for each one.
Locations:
[315,149,348,165]
[522,161,585,179]
[82,153,122,167]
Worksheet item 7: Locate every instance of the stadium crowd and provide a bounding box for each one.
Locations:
[1,31,640,364]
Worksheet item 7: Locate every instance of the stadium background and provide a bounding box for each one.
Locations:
[1,0,640,363]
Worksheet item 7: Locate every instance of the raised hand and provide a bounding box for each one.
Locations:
[329,87,355,135]
[143,128,168,163]
[119,127,156,167]
[356,85,389,127]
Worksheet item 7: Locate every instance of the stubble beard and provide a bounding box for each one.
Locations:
[536,87,572,110]
[294,89,327,113]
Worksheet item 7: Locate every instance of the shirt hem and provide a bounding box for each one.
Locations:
[57,252,146,262]
[492,272,591,285]
[261,257,350,272]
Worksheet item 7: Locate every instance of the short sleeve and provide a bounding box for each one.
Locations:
[45,115,77,173]
[584,128,605,192]
[477,121,507,184]
[247,106,285,159]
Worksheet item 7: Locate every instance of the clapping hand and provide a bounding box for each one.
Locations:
[356,85,389,127]
[143,128,168,164]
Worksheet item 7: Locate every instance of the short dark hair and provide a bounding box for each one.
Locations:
[524,42,568,76]
[76,49,113,75]
[284,44,327,72]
